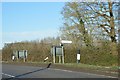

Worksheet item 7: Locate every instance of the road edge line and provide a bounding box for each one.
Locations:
[2,73,15,78]
[49,68,118,78]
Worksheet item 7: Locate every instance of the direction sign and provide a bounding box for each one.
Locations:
[61,40,72,44]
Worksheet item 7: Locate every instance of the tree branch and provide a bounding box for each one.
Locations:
[99,24,110,34]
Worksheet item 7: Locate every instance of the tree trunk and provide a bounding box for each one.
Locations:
[107,2,117,55]
[79,19,92,47]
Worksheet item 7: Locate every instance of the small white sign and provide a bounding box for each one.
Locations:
[12,56,15,60]
[61,40,72,44]
[44,57,49,61]
[77,54,80,60]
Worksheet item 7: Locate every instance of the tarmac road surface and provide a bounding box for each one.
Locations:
[2,63,117,79]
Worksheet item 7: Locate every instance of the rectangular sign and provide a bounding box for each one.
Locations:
[19,51,25,58]
[56,47,62,56]
[51,46,62,56]
[77,54,80,60]
[61,40,72,44]
[13,50,18,58]
[13,50,27,59]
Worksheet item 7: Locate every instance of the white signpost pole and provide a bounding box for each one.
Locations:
[62,46,64,64]
[17,51,19,62]
[52,47,56,64]
[24,50,27,62]
[59,56,61,63]
[60,40,72,64]
[53,54,56,63]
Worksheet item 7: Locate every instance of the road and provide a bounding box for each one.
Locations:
[2,63,117,79]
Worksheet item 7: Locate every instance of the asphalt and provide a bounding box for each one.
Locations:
[2,64,117,79]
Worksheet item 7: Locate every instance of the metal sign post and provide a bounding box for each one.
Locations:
[13,50,28,62]
[60,40,72,64]
[53,54,56,64]
[51,39,72,64]
[51,47,55,63]
[51,46,63,64]
[61,46,64,64]
[59,56,61,63]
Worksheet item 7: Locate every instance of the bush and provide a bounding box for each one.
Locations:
[2,41,118,66]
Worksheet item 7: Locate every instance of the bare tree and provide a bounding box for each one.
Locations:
[85,1,119,55]
[86,1,118,43]
[61,2,93,47]
[60,1,118,55]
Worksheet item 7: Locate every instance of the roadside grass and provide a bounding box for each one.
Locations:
[58,63,118,72]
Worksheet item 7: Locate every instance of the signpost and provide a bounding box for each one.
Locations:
[77,49,80,63]
[61,40,72,44]
[61,40,72,64]
[51,40,72,64]
[13,50,28,62]
[51,46,63,63]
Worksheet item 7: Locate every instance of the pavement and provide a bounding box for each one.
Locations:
[2,63,118,79]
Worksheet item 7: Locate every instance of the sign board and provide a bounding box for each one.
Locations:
[51,46,64,64]
[77,54,80,60]
[51,46,62,56]
[13,50,27,59]
[13,50,18,58]
[61,40,72,44]
[56,46,62,56]
[19,50,27,58]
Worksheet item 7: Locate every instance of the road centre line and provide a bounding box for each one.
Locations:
[2,73,15,78]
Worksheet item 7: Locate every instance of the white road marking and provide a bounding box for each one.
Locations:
[49,68,118,78]
[2,73,15,77]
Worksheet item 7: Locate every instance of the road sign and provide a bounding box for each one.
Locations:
[51,46,64,64]
[77,54,80,60]
[13,50,27,62]
[51,46,62,56]
[61,40,72,44]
